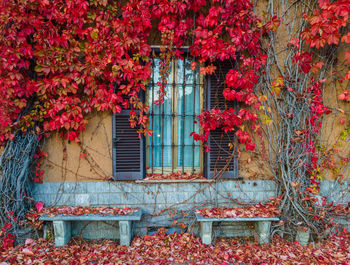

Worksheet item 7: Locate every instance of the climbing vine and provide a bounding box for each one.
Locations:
[257,0,350,238]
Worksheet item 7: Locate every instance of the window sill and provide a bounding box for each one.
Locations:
[135,179,215,184]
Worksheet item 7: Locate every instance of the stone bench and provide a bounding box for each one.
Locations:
[195,213,279,245]
[40,210,142,247]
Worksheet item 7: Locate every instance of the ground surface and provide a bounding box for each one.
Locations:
[0,231,349,264]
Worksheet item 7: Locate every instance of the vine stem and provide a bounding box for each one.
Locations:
[0,132,39,241]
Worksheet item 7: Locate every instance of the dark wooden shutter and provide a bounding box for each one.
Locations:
[205,60,239,179]
[112,89,145,180]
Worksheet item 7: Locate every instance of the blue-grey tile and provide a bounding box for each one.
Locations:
[32,194,54,206]
[36,182,61,194]
[97,193,111,205]
[87,182,110,193]
[75,194,90,206]
[63,182,87,193]
[53,193,75,206]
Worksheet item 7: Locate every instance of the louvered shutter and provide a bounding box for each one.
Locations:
[205,61,239,179]
[112,89,145,180]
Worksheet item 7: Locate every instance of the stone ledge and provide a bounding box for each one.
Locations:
[135,179,215,183]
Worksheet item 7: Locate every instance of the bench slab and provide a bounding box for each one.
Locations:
[40,210,142,221]
[195,213,279,245]
[40,210,142,247]
[195,213,279,222]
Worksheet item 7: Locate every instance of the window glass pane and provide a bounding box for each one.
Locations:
[195,84,201,114]
[148,115,172,167]
[177,115,200,168]
[149,146,172,167]
[177,59,200,85]
[177,116,199,145]
[177,85,200,114]
[177,146,200,167]
[162,146,172,167]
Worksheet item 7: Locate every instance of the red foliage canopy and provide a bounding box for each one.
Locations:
[0,0,348,160]
[0,0,270,152]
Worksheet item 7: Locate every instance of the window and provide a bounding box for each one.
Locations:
[146,57,204,175]
[112,58,239,180]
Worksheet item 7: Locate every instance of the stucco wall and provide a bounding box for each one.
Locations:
[42,113,113,182]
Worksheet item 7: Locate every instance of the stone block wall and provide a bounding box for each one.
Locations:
[32,180,349,240]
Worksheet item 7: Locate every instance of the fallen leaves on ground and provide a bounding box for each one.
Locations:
[327,202,350,216]
[196,199,280,218]
[1,230,349,264]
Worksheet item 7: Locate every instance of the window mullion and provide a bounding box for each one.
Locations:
[151,58,155,175]
[161,60,165,175]
[182,58,186,174]
[171,59,176,174]
[192,61,196,173]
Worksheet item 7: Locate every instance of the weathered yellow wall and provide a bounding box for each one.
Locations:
[321,46,350,180]
[43,112,113,182]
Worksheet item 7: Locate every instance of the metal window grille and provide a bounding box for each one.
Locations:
[146,54,204,176]
[112,56,239,180]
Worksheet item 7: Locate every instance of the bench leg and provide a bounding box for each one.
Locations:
[256,221,271,244]
[296,229,310,245]
[200,221,213,245]
[119,221,132,246]
[43,223,49,240]
[53,221,71,247]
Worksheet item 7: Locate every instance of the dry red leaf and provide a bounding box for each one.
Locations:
[26,206,137,230]
[145,171,205,180]
[196,198,280,219]
[1,231,349,264]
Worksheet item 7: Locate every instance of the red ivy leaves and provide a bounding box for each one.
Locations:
[192,107,259,152]
[264,16,282,32]
[339,90,350,102]
[0,0,152,142]
[0,0,282,155]
[302,0,350,48]
[0,223,14,251]
[293,52,313,74]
